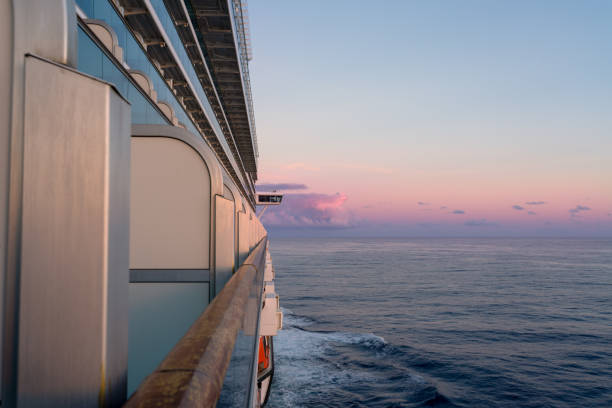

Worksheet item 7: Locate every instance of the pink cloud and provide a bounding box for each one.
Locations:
[262,193,356,228]
[312,193,347,211]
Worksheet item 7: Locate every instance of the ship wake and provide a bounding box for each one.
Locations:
[266,309,457,408]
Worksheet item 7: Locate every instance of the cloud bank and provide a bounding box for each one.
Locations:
[569,205,591,217]
[512,205,524,211]
[262,193,355,228]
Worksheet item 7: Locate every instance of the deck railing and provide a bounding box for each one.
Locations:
[124,237,268,407]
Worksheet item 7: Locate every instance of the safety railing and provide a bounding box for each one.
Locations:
[124,237,268,407]
[229,0,259,160]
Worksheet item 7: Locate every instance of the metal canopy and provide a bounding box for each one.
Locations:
[186,0,258,174]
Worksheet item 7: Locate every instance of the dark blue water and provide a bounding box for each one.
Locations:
[266,238,612,407]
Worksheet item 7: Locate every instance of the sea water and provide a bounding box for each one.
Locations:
[266,238,612,407]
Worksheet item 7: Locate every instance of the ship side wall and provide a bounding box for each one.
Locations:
[1,1,270,406]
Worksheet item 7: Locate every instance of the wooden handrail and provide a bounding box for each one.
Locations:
[124,238,268,407]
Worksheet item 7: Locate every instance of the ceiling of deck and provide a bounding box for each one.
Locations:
[187,0,258,174]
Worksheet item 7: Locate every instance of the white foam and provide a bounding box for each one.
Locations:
[267,311,403,407]
[267,312,378,406]
[280,307,315,328]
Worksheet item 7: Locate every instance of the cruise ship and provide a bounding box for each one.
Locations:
[1,0,282,406]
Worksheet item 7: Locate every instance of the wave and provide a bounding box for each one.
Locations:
[281,307,317,328]
[278,308,393,357]
[267,310,456,408]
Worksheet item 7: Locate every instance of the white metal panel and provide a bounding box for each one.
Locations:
[238,212,249,266]
[264,252,274,282]
[215,196,235,295]
[18,56,130,407]
[15,0,77,67]
[0,0,12,391]
[129,70,157,102]
[130,125,223,199]
[130,137,211,269]
[260,294,282,336]
[250,213,255,251]
[84,19,124,62]
[223,181,242,271]
[4,2,79,402]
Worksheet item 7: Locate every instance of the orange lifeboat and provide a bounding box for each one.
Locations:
[257,336,274,406]
[258,336,270,371]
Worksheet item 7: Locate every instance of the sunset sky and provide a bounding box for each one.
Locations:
[249,0,612,236]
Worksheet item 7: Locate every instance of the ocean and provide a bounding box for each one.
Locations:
[265,238,612,408]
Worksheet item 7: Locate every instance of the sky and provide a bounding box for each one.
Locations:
[248,0,612,237]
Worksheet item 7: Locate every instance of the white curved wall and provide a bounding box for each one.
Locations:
[130,137,211,269]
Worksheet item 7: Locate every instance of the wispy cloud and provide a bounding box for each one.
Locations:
[569,205,591,217]
[262,193,356,228]
[465,219,498,227]
[440,206,447,210]
[512,205,524,211]
[528,211,536,215]
[256,183,308,191]
[417,201,430,206]
[452,210,465,214]
[526,201,547,205]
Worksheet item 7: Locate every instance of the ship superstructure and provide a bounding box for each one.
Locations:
[1,0,281,406]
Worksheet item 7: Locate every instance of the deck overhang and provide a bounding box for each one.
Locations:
[186,0,259,174]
